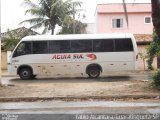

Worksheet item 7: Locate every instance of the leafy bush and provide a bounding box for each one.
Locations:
[152,69,160,88]
[147,32,160,70]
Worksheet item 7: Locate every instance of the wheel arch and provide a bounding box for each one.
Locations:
[86,63,102,74]
[17,65,33,75]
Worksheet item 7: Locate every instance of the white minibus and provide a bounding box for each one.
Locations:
[8,33,138,80]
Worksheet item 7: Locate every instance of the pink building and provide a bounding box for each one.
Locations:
[96,3,153,34]
[95,3,158,70]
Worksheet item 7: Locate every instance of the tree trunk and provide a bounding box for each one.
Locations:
[51,26,55,35]
[151,0,160,37]
[51,23,56,35]
[0,39,2,86]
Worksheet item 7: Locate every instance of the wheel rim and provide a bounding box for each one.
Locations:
[90,69,99,77]
[22,70,29,77]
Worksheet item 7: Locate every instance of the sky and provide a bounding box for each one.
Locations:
[1,0,151,33]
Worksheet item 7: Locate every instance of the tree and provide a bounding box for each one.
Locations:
[151,0,160,38]
[147,32,160,70]
[146,0,160,69]
[3,35,19,51]
[139,51,148,70]
[2,29,32,51]
[21,0,82,35]
[122,0,160,69]
[58,16,87,34]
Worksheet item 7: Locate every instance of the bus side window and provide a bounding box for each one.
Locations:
[13,42,31,57]
[71,40,92,53]
[115,38,133,52]
[49,40,70,53]
[32,41,48,54]
[93,39,114,52]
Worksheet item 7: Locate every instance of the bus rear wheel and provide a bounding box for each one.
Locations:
[19,68,32,80]
[87,67,100,78]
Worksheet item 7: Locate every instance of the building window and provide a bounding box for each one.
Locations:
[145,17,152,24]
[112,18,123,28]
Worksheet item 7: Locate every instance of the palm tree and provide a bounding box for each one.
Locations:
[20,0,82,35]
[58,16,87,34]
[3,32,22,51]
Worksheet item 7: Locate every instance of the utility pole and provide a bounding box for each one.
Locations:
[122,0,128,27]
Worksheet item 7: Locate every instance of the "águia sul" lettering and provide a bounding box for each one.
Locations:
[52,54,84,59]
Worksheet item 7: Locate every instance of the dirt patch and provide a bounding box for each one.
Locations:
[0,78,159,101]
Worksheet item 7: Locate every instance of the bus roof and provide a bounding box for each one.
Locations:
[21,33,134,41]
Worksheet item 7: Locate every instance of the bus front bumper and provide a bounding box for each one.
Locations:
[8,64,17,75]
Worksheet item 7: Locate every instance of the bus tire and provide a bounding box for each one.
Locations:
[87,66,100,78]
[19,67,32,80]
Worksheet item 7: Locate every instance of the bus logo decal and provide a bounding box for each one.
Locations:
[52,54,84,60]
[73,54,84,59]
[86,54,97,60]
[52,54,71,59]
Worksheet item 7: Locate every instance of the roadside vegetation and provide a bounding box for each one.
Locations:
[58,16,87,34]
[123,0,160,90]
[147,32,160,70]
[2,29,29,51]
[152,70,160,90]
[148,0,160,89]
[20,0,86,34]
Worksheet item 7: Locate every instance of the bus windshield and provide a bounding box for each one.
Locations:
[13,42,31,57]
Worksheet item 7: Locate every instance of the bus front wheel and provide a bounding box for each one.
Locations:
[19,68,32,80]
[87,67,100,78]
